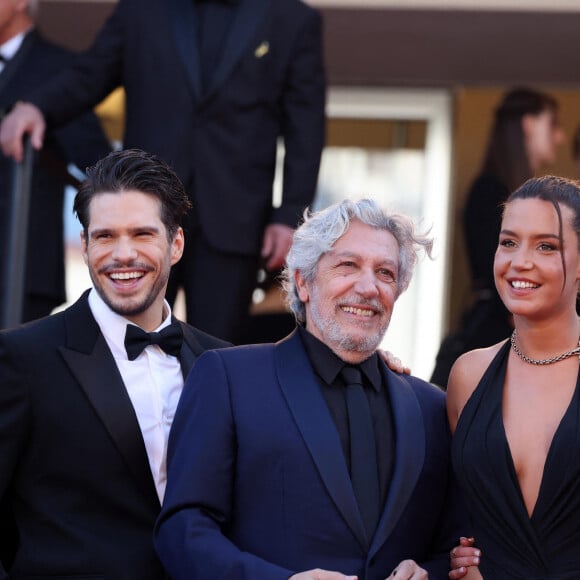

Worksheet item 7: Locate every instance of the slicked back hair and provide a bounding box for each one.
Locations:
[74,149,192,241]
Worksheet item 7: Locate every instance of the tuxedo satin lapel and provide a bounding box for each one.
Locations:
[206,0,270,98]
[371,367,425,554]
[275,332,368,550]
[177,320,202,380]
[59,293,160,510]
[170,0,203,101]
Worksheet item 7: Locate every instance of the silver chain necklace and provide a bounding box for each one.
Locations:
[510,330,580,365]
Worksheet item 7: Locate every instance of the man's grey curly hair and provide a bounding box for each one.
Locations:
[282,198,434,323]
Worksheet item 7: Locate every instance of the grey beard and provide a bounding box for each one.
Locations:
[309,297,389,355]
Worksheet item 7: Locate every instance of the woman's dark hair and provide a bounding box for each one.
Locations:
[74,149,192,240]
[483,88,559,192]
[505,175,580,290]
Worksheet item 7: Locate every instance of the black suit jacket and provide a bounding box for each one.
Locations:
[0,30,110,311]
[0,290,229,579]
[28,0,326,255]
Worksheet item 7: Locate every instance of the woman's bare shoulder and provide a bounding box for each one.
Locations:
[446,340,506,431]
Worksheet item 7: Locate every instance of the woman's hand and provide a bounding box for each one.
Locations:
[449,537,481,579]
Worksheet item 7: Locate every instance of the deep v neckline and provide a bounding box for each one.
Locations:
[499,364,580,522]
[452,341,580,577]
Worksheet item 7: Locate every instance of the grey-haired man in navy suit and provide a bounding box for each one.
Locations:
[155,199,466,580]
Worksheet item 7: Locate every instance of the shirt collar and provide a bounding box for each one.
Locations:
[297,326,382,392]
[88,288,173,360]
[0,29,29,61]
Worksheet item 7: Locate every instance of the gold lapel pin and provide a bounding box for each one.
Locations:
[254,41,270,58]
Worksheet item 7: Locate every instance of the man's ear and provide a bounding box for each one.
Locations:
[295,270,309,303]
[170,227,185,266]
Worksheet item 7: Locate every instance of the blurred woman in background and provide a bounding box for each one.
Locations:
[431,87,565,388]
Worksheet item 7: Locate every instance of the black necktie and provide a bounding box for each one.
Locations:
[341,365,380,540]
[124,322,183,361]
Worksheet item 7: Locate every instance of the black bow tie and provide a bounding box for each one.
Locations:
[124,322,183,361]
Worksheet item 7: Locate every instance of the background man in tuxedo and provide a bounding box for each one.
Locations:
[0,0,326,343]
[155,199,466,579]
[0,0,110,323]
[0,149,228,578]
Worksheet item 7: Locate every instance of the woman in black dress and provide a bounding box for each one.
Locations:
[448,176,580,579]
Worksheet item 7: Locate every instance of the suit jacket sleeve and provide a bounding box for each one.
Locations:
[27,0,127,128]
[271,7,325,228]
[52,111,111,175]
[0,334,32,577]
[154,350,294,580]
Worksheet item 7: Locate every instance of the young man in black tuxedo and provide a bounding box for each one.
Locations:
[0,149,228,579]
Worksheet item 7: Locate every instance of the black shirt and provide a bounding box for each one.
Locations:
[297,326,395,507]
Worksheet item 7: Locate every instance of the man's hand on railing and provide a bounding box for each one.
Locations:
[0,101,45,162]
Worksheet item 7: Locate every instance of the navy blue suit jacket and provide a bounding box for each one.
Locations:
[28,0,325,255]
[155,330,465,579]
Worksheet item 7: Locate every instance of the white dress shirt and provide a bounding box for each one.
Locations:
[88,289,184,502]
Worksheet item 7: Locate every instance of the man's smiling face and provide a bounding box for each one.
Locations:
[81,189,183,330]
[296,219,399,363]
